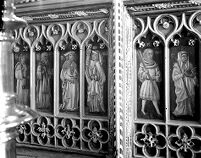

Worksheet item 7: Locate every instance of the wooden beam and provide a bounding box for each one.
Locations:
[15,0,112,15]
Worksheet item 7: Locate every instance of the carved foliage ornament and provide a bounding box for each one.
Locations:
[126,1,201,14]
[73,22,89,44]
[158,17,174,30]
[168,126,201,158]
[153,3,174,9]
[170,34,197,47]
[190,0,201,5]
[16,123,31,142]
[55,118,80,148]
[82,120,109,151]
[58,38,78,53]
[32,117,54,145]
[20,8,109,22]
[34,37,53,52]
[13,38,29,53]
[134,124,166,157]
[27,27,36,37]
[136,38,161,49]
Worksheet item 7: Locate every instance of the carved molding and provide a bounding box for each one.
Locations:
[123,7,134,158]
[125,1,201,15]
[15,0,39,4]
[21,8,110,23]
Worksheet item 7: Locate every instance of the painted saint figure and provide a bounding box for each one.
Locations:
[172,51,197,116]
[36,52,52,108]
[85,46,106,113]
[60,51,79,111]
[15,54,29,105]
[138,48,162,116]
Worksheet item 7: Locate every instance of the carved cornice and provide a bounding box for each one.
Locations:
[15,0,112,5]
[20,8,110,23]
[15,0,40,4]
[125,1,201,15]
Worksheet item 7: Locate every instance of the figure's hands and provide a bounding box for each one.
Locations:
[143,69,150,79]
[184,68,196,78]
[142,72,149,79]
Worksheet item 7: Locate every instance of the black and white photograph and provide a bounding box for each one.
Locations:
[1,0,201,158]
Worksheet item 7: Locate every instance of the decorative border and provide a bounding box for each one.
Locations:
[15,0,40,4]
[125,1,201,15]
[122,6,134,158]
[21,8,110,22]
[16,116,110,155]
[112,0,124,158]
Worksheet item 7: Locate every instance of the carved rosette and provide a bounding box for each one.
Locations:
[12,38,30,54]
[32,117,55,145]
[134,124,166,157]
[168,126,201,158]
[153,15,177,39]
[34,36,53,53]
[55,118,80,148]
[72,21,89,45]
[24,25,39,46]
[82,120,109,152]
[16,123,31,143]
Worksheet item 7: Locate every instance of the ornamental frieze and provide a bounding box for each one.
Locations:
[125,1,201,15]
[20,8,109,23]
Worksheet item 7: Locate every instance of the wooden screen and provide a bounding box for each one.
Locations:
[124,1,201,158]
[13,4,115,157]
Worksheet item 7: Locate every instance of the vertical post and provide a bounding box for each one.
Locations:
[122,7,134,158]
[112,0,124,158]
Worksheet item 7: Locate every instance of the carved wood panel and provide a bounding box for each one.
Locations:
[129,10,201,158]
[13,14,114,157]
